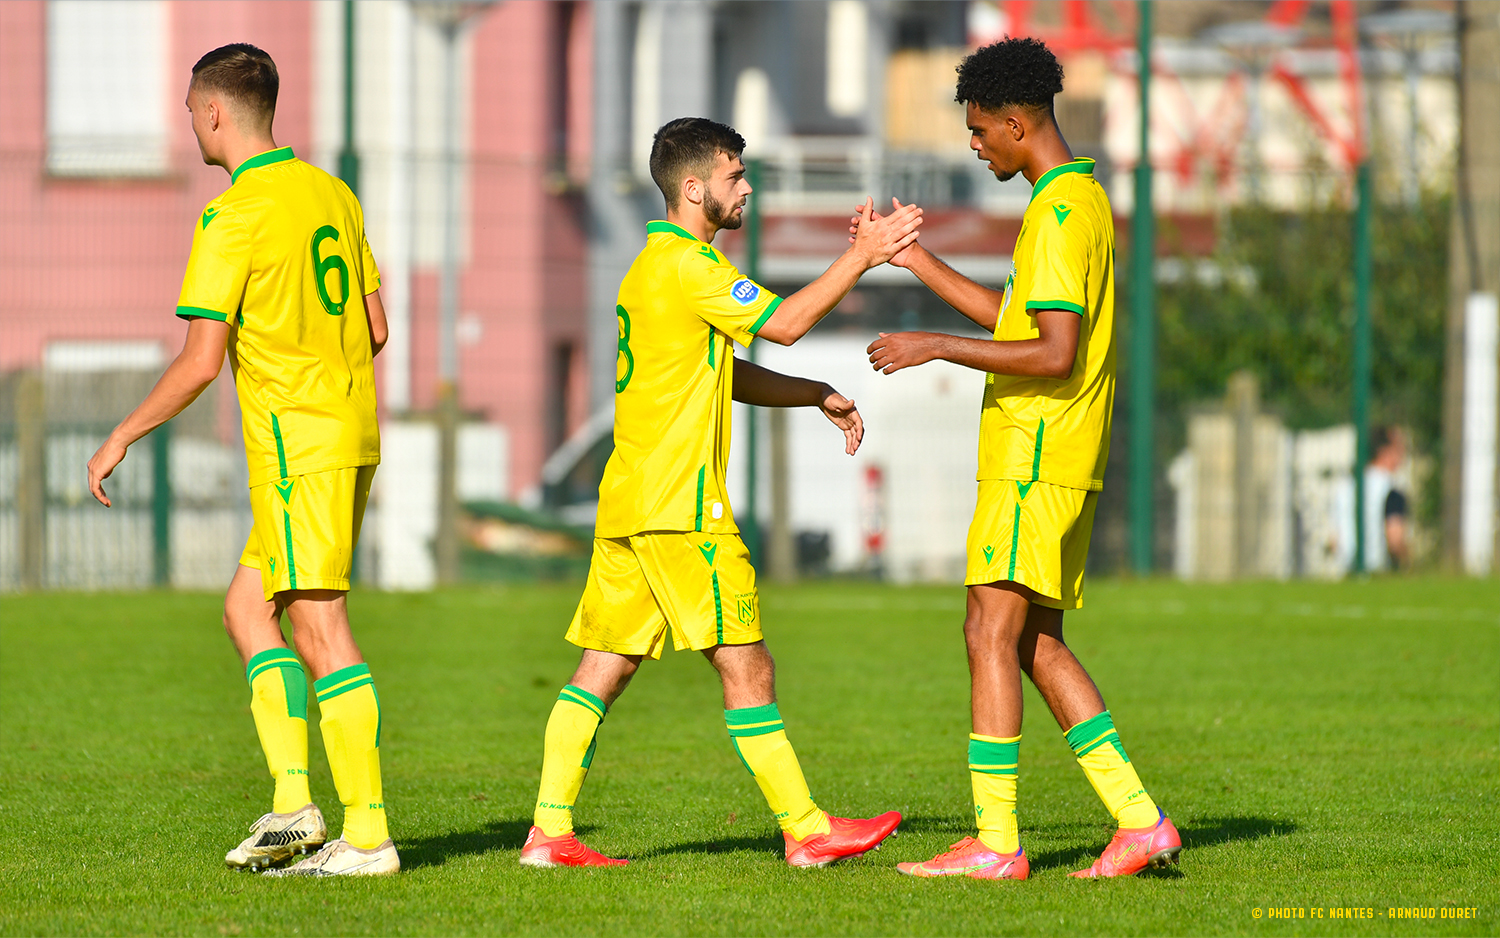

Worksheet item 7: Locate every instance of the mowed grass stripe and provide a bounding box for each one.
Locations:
[1,578,1495,937]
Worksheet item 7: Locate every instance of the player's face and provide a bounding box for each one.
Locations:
[968,102,1023,182]
[702,152,751,230]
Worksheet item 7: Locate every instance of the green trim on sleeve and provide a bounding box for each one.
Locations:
[175,306,229,322]
[231,146,296,184]
[749,296,782,335]
[1024,299,1086,316]
[1028,158,1095,206]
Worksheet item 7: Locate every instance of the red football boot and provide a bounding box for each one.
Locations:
[896,838,1029,880]
[784,811,902,868]
[518,826,628,868]
[1070,809,1182,878]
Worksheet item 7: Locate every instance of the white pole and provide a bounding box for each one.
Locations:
[1461,292,1498,575]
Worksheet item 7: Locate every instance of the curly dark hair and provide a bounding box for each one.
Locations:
[954,37,1064,114]
[649,117,745,210]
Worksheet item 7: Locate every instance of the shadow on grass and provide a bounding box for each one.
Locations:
[1028,815,1298,874]
[640,831,786,859]
[1181,816,1298,848]
[641,814,967,861]
[400,817,597,870]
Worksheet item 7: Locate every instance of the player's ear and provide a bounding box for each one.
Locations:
[682,175,704,208]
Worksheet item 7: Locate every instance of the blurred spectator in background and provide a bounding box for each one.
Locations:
[1364,426,1410,571]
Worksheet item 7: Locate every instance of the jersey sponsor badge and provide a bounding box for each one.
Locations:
[730,279,761,306]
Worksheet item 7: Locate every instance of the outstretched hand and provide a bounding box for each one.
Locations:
[87,436,127,507]
[850,197,922,269]
[850,197,922,268]
[867,331,939,375]
[818,385,864,455]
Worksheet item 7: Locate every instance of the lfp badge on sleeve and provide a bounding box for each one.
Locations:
[730,279,761,305]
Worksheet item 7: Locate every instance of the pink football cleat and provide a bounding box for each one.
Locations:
[897,837,1029,880]
[1070,809,1182,878]
[784,811,902,867]
[518,826,628,868]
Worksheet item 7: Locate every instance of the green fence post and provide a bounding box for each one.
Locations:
[152,423,171,587]
[338,0,360,197]
[1129,0,1156,575]
[1352,160,1373,574]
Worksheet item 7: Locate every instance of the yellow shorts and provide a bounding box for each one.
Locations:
[239,465,375,601]
[565,532,762,659]
[965,479,1098,610]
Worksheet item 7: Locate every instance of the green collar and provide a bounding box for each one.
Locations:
[231,147,296,184]
[647,220,701,242]
[1028,158,1095,205]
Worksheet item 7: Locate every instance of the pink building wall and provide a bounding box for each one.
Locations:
[402,0,592,496]
[0,0,312,369]
[0,0,592,498]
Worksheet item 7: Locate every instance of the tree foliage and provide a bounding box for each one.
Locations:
[1141,196,1449,458]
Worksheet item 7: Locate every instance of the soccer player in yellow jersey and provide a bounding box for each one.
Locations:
[86,45,398,877]
[862,39,1182,880]
[520,118,923,869]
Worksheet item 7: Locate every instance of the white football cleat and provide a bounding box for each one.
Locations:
[263,837,400,877]
[225,804,327,871]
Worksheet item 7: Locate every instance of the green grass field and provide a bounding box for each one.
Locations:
[2,577,1496,937]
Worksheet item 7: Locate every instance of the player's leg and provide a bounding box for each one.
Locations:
[222,515,324,870]
[1020,607,1162,828]
[705,641,827,840]
[522,536,661,868]
[255,466,397,876]
[901,480,1036,880]
[260,588,398,876]
[525,649,639,861]
[1022,491,1179,877]
[228,562,315,816]
[706,640,901,868]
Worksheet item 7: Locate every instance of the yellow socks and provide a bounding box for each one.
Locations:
[1065,710,1159,828]
[969,733,1021,853]
[534,685,607,837]
[314,663,389,849]
[724,704,830,841]
[246,648,311,814]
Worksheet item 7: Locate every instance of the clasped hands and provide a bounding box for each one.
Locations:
[851,197,937,375]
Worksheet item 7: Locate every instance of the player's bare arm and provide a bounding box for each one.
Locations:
[87,317,230,507]
[848,198,1004,332]
[756,198,923,345]
[866,308,1079,379]
[363,288,389,357]
[732,357,864,455]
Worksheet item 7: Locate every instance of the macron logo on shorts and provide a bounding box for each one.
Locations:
[730,279,760,305]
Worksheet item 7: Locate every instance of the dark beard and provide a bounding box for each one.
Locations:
[704,189,744,230]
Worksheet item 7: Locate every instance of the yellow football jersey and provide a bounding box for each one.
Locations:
[176,147,381,487]
[594,221,781,538]
[978,158,1116,491]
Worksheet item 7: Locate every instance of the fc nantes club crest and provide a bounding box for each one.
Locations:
[736,592,758,626]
